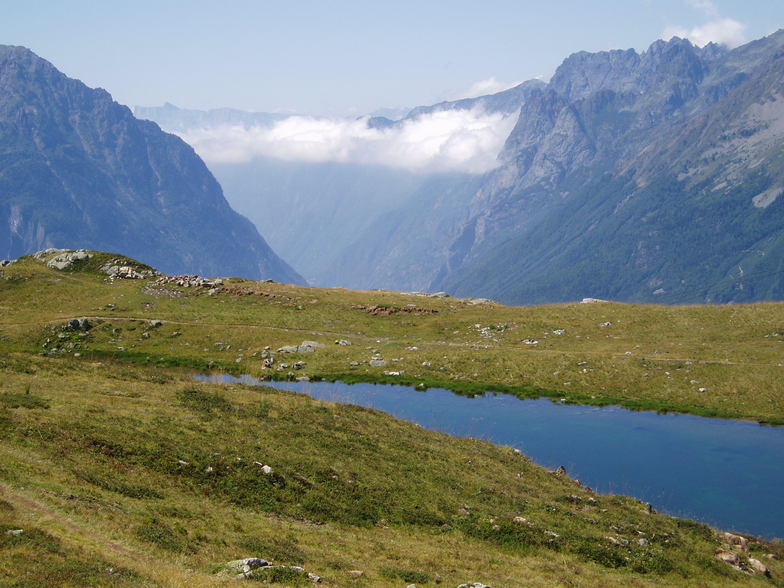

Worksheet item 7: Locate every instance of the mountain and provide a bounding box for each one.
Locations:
[134,86,531,288]
[431,31,784,303]
[0,45,304,284]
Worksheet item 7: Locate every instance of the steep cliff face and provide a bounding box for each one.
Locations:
[0,45,304,283]
[433,31,784,304]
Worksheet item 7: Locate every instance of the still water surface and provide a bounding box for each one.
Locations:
[196,374,784,539]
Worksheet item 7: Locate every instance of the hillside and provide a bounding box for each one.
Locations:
[433,32,784,304]
[0,46,304,284]
[0,250,783,586]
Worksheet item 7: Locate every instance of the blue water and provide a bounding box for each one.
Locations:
[196,374,784,539]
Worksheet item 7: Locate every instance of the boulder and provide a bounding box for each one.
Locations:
[715,549,740,565]
[67,317,92,331]
[749,558,770,576]
[47,249,92,270]
[224,558,271,578]
[369,359,387,367]
[723,532,748,551]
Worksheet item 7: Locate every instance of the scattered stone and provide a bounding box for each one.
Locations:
[421,361,431,367]
[349,361,359,367]
[637,538,649,546]
[6,529,24,536]
[149,319,163,327]
[141,332,150,339]
[0,259,16,267]
[765,553,780,560]
[335,339,352,346]
[296,376,311,382]
[581,298,607,304]
[383,370,402,376]
[154,274,222,288]
[347,570,364,578]
[457,583,491,588]
[513,516,532,525]
[427,291,450,298]
[599,321,612,327]
[522,339,539,345]
[553,329,565,335]
[369,359,387,367]
[699,387,708,393]
[307,572,322,583]
[544,530,560,538]
[553,465,567,476]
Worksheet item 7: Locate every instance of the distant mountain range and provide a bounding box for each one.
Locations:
[138,30,784,304]
[0,45,303,284]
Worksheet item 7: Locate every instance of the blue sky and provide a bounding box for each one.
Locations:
[3,0,783,115]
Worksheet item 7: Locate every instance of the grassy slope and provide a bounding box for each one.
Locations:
[0,251,782,586]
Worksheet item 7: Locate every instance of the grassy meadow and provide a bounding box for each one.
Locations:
[0,250,783,586]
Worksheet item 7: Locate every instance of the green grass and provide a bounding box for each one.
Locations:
[0,250,782,586]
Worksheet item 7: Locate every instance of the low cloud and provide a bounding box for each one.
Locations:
[662,18,746,48]
[177,108,517,174]
[452,77,522,100]
[662,1,747,48]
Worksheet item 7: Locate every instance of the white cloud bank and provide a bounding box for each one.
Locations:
[662,0,747,48]
[178,108,517,174]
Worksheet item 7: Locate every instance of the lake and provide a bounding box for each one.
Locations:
[195,374,784,539]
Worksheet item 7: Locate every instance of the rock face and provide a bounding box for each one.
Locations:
[431,30,784,304]
[0,45,304,284]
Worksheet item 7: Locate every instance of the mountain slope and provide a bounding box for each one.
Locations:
[0,45,304,283]
[434,31,784,304]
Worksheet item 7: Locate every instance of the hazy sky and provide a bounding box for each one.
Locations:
[3,0,783,115]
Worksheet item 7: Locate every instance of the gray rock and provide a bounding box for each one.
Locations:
[149,319,163,327]
[466,298,492,305]
[224,558,270,578]
[335,339,352,346]
[67,317,92,331]
[5,529,24,536]
[298,341,324,353]
[277,345,299,354]
[369,359,387,367]
[33,248,65,259]
[46,249,92,270]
